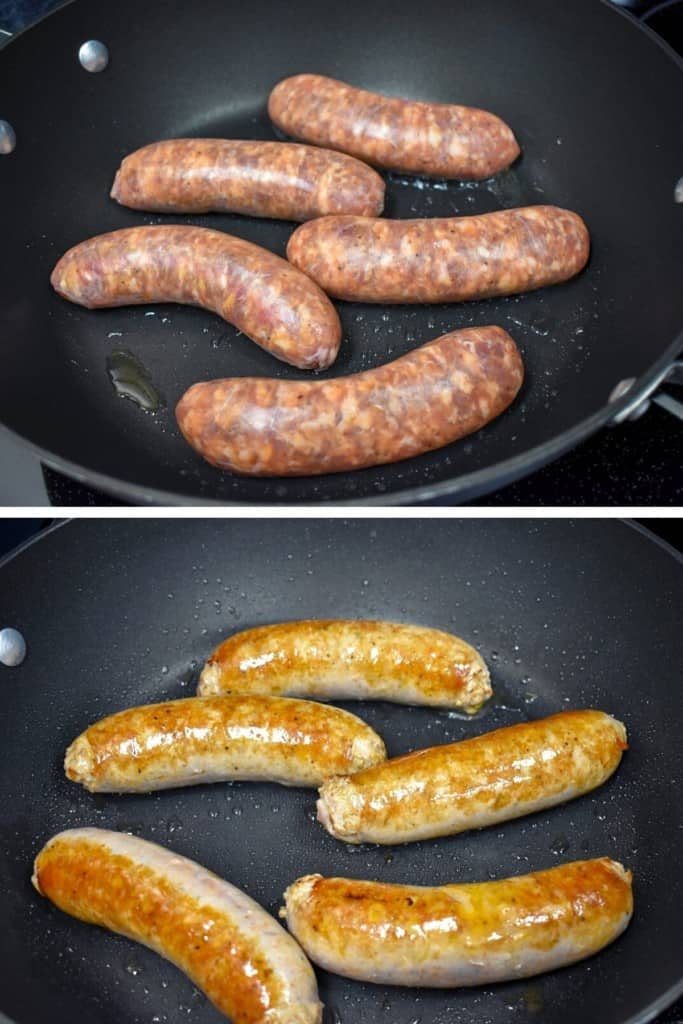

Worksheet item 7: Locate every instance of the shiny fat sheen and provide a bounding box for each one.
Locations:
[198,619,491,711]
[282,859,633,987]
[111,139,385,221]
[33,829,322,1024]
[64,695,387,792]
[317,710,627,843]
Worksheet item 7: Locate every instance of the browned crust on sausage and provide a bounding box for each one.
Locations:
[50,225,342,370]
[268,74,519,180]
[286,207,590,304]
[283,859,633,987]
[198,620,491,711]
[111,139,385,221]
[317,710,628,844]
[64,694,386,791]
[34,835,287,1023]
[175,325,523,476]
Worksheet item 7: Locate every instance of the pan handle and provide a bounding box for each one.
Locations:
[609,361,683,425]
[608,0,669,16]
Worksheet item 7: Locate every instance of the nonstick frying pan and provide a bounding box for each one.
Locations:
[0,0,682,505]
[0,518,681,1023]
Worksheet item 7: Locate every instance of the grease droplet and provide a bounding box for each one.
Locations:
[106,348,164,412]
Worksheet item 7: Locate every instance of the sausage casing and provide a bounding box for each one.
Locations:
[64,694,386,792]
[176,325,523,476]
[111,139,385,221]
[33,829,322,1024]
[286,207,590,304]
[282,859,633,987]
[268,74,519,180]
[51,225,342,370]
[198,619,491,712]
[317,710,627,844]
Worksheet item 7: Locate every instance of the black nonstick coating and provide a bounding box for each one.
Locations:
[0,0,682,504]
[0,518,681,1024]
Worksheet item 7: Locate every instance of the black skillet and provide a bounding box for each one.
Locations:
[0,0,682,505]
[0,518,681,1023]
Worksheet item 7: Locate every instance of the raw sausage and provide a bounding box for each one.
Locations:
[176,325,524,476]
[64,694,386,792]
[286,207,590,303]
[33,828,322,1024]
[111,139,385,221]
[282,859,633,987]
[268,74,519,180]
[317,710,627,844]
[51,226,342,370]
[198,619,491,712]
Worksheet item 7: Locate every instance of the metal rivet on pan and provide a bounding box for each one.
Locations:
[608,378,636,404]
[78,40,109,73]
[675,177,683,203]
[609,377,651,423]
[0,119,16,154]
[0,628,27,666]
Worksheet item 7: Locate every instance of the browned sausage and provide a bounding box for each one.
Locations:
[268,74,519,180]
[65,694,387,792]
[51,226,342,370]
[111,139,385,221]
[175,325,523,476]
[317,710,628,844]
[33,829,322,1024]
[282,860,633,987]
[198,620,491,712]
[286,207,590,304]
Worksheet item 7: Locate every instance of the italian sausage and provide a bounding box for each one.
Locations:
[64,694,386,792]
[286,207,590,304]
[176,325,523,476]
[317,710,627,844]
[33,828,322,1024]
[268,74,519,180]
[198,619,491,712]
[51,226,341,370]
[282,859,633,987]
[111,139,385,221]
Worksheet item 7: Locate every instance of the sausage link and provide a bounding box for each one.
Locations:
[64,694,386,792]
[33,829,322,1024]
[198,620,491,712]
[317,710,627,844]
[176,325,523,476]
[268,74,519,180]
[282,859,633,987]
[286,207,590,304]
[111,139,385,221]
[51,226,341,370]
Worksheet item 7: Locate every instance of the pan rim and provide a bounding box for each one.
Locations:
[0,517,68,573]
[0,517,680,1024]
[0,517,681,568]
[1,336,679,505]
[1,0,682,506]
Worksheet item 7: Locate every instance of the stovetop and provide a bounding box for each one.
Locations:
[0,0,681,506]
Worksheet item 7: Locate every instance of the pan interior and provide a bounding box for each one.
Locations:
[0,0,682,502]
[0,519,681,1023]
